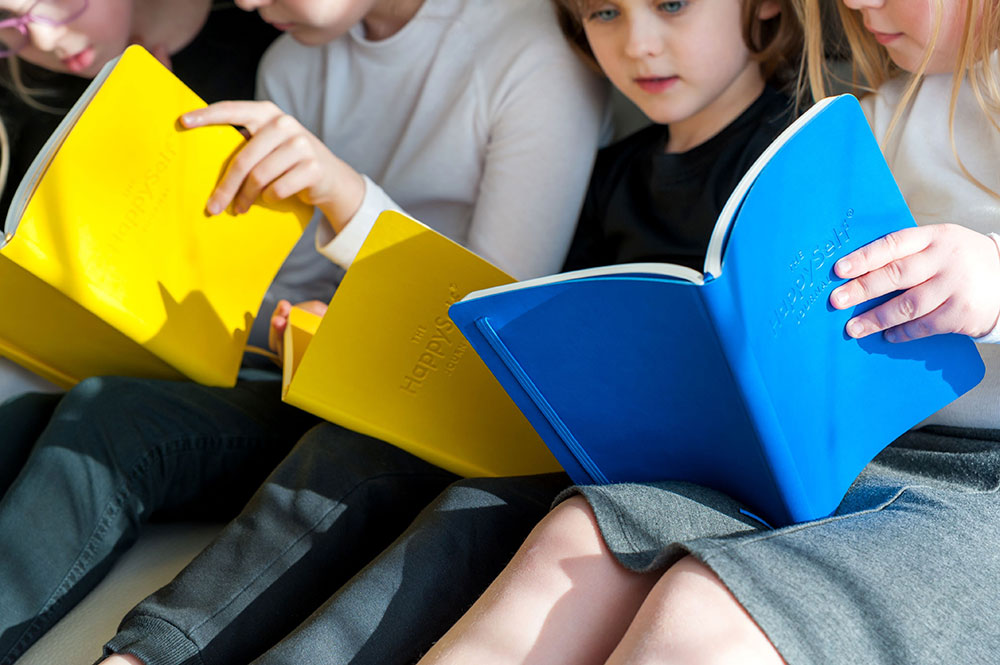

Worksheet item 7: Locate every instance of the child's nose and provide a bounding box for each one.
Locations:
[624,20,663,59]
[24,21,62,52]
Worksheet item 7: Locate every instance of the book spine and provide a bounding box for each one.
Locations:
[474,317,608,483]
[283,383,497,479]
[702,279,811,523]
[0,338,76,388]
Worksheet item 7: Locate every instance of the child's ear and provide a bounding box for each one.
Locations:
[757,0,781,20]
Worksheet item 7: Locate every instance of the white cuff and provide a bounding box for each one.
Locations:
[973,232,1000,344]
[315,175,404,269]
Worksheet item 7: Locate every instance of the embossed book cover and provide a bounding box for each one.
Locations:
[449,95,985,527]
[0,46,310,388]
[279,210,560,478]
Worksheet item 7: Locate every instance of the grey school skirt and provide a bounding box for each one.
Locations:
[559,425,1000,665]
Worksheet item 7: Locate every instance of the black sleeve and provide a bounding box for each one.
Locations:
[561,172,609,272]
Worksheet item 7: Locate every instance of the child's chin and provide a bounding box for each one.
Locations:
[635,106,678,126]
[287,26,343,47]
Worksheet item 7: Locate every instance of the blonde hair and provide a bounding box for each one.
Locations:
[799,0,1000,198]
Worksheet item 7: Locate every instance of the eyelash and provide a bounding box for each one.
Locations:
[587,7,618,21]
[586,1,689,22]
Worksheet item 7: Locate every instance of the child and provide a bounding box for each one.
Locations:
[0,0,280,214]
[0,0,281,400]
[94,2,803,665]
[0,0,607,662]
[414,1,1000,664]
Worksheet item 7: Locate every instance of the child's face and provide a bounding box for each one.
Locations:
[582,0,765,128]
[0,0,133,77]
[841,0,967,74]
[235,0,379,45]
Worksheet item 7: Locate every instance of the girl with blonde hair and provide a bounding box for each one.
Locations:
[413,1,1000,663]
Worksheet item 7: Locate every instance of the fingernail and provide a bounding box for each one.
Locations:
[836,258,851,276]
[181,113,197,126]
[884,329,898,343]
[832,289,848,307]
[846,320,864,338]
[206,201,221,216]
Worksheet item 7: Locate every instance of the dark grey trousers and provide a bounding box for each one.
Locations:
[0,372,319,665]
[105,422,568,665]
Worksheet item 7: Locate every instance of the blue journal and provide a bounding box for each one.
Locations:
[449,95,985,527]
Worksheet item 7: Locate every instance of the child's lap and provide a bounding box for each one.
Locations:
[561,425,1000,664]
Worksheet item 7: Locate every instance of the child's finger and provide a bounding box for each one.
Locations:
[896,284,1000,340]
[207,126,292,215]
[843,280,945,339]
[882,295,976,342]
[237,135,322,209]
[180,100,284,134]
[829,251,936,310]
[269,302,292,354]
[231,148,304,214]
[833,226,933,279]
[259,161,321,206]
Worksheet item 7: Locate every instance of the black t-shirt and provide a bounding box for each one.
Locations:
[563,87,796,272]
[0,2,280,223]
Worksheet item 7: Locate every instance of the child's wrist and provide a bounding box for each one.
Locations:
[974,232,1000,343]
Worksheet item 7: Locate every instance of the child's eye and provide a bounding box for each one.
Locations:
[659,1,687,13]
[587,7,620,22]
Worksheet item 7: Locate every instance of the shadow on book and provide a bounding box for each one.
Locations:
[0,46,311,389]
[144,283,256,383]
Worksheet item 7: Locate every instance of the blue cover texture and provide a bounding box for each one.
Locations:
[450,96,985,527]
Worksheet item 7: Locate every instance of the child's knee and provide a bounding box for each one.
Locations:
[633,556,782,665]
[515,496,609,573]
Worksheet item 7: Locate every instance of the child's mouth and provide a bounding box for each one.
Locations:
[266,20,297,31]
[635,76,678,94]
[870,30,902,45]
[62,46,96,74]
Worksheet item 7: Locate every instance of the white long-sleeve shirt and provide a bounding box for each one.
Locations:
[861,65,1000,428]
[251,0,609,347]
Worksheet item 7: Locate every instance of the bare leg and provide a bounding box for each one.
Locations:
[418,496,659,665]
[606,556,784,665]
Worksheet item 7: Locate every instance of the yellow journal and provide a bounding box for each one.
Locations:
[0,46,311,388]
[282,211,561,478]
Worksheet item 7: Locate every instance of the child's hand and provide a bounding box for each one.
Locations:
[180,101,365,230]
[269,299,329,361]
[829,224,1000,342]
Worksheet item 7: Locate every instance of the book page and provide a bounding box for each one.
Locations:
[703,96,839,279]
[2,57,119,242]
[462,262,704,303]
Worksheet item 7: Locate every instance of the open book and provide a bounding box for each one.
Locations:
[0,45,311,388]
[449,95,986,526]
[281,211,560,477]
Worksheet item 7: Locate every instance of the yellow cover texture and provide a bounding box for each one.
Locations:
[0,46,311,388]
[282,211,560,478]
